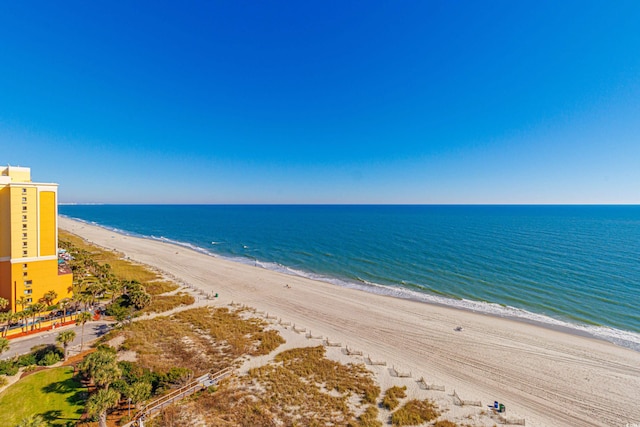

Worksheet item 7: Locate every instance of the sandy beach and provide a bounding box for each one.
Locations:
[60,217,640,426]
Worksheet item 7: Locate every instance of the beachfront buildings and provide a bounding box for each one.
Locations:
[0,165,72,313]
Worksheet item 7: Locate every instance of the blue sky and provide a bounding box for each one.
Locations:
[1,1,639,204]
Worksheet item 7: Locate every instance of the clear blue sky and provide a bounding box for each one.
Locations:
[1,1,639,204]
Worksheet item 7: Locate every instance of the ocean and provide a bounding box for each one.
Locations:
[59,205,640,351]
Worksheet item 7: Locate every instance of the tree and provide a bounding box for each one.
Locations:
[129,289,151,310]
[39,290,58,307]
[58,298,71,323]
[17,296,28,311]
[0,337,9,356]
[28,303,46,331]
[86,388,120,427]
[79,347,121,390]
[0,312,10,338]
[123,380,152,410]
[56,330,76,361]
[76,311,92,353]
[0,297,9,338]
[16,310,29,333]
[16,414,46,427]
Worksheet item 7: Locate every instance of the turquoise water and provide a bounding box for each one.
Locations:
[59,205,640,350]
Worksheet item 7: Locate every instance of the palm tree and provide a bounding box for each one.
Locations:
[79,348,121,390]
[129,289,151,309]
[56,330,76,361]
[16,414,46,427]
[21,307,33,332]
[0,312,9,338]
[39,290,58,307]
[58,298,70,323]
[86,388,120,427]
[123,380,151,410]
[76,311,92,353]
[17,296,28,311]
[29,302,46,331]
[0,337,9,356]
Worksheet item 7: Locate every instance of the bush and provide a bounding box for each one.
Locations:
[355,405,382,427]
[16,354,36,367]
[382,385,407,410]
[0,376,7,387]
[38,351,61,366]
[0,360,18,376]
[391,399,440,426]
[33,345,63,366]
[433,421,459,427]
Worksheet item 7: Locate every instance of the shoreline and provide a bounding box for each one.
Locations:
[61,214,640,352]
[59,216,640,426]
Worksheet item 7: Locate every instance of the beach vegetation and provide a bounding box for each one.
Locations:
[113,307,285,376]
[141,292,195,313]
[353,405,382,427]
[59,230,192,322]
[390,398,440,426]
[143,280,179,295]
[433,420,459,427]
[155,345,380,426]
[382,385,407,410]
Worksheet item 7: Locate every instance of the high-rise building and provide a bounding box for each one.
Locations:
[0,166,72,313]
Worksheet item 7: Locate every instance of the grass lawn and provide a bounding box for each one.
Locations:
[0,367,87,427]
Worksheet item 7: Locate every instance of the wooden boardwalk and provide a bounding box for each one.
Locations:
[124,367,233,426]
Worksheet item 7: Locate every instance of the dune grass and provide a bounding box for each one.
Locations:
[391,398,441,426]
[141,293,195,313]
[143,280,180,296]
[382,385,407,410]
[0,367,87,427]
[59,230,161,283]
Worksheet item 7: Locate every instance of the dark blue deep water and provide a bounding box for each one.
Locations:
[60,205,640,350]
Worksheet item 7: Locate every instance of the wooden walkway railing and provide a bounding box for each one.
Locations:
[124,367,233,426]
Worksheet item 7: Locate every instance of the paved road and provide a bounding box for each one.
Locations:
[1,320,114,360]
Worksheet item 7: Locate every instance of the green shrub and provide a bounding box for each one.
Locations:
[16,354,36,367]
[0,360,18,376]
[38,351,61,366]
[0,376,7,387]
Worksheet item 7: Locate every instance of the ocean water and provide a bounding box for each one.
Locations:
[59,205,640,350]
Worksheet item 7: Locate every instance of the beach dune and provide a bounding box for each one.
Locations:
[60,217,640,426]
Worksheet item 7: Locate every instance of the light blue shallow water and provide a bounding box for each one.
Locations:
[59,205,640,350]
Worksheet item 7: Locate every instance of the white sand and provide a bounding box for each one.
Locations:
[60,217,640,426]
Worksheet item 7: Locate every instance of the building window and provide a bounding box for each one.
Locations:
[22,206,27,211]
[23,250,28,256]
[22,188,27,193]
[23,242,27,247]
[24,289,32,295]
[26,298,32,303]
[23,263,28,268]
[24,280,32,286]
[23,224,27,229]
[23,233,27,238]
[22,215,27,220]
[22,197,27,203]
[23,272,27,277]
